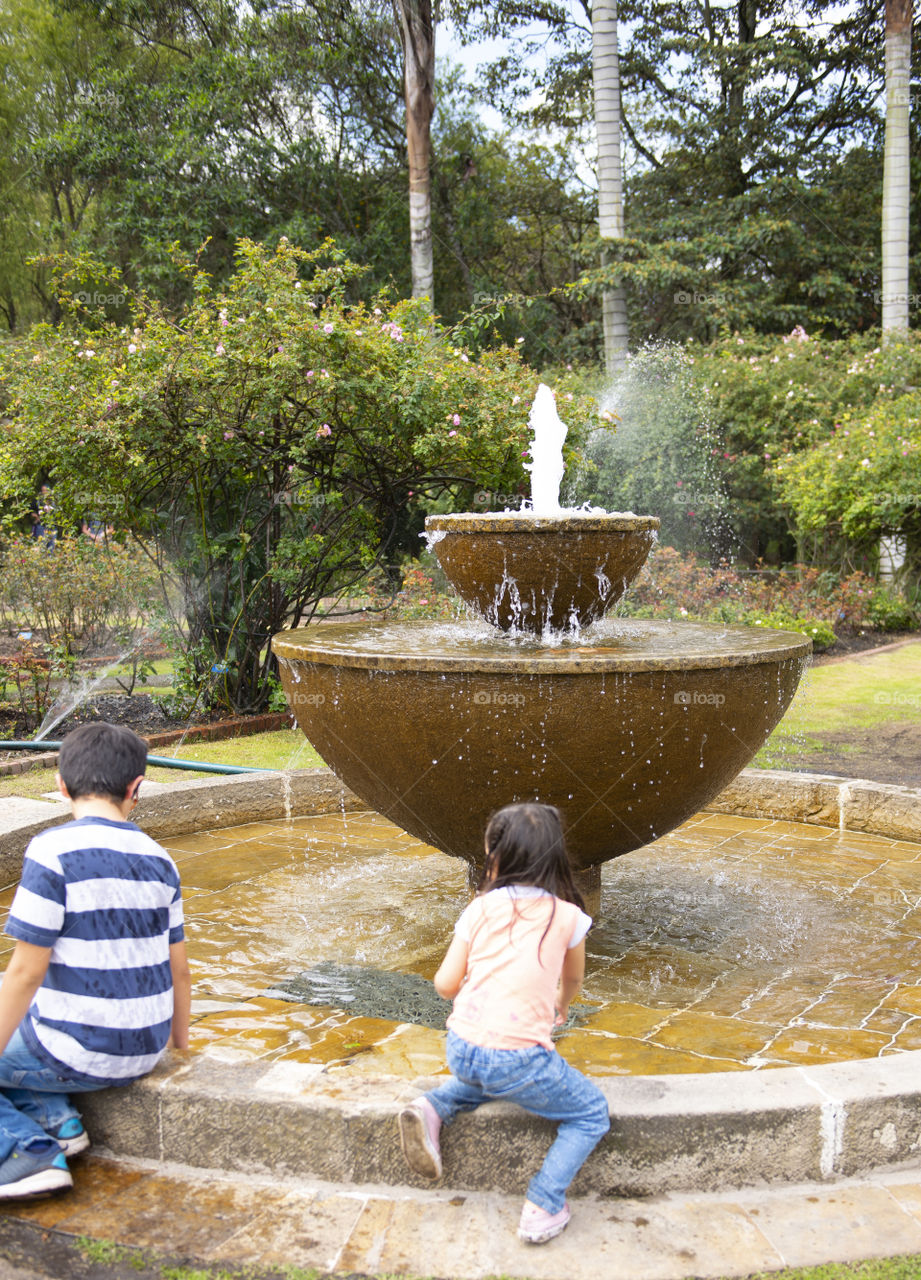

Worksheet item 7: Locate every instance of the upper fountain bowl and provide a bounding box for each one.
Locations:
[426,512,660,634]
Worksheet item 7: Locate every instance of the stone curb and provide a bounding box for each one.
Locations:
[709,767,921,844]
[73,1043,921,1199]
[1,766,920,1197]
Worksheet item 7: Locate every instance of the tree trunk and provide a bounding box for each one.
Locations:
[592,0,628,372]
[882,0,912,339]
[393,0,436,307]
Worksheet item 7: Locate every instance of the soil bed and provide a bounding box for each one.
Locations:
[0,693,227,748]
[768,720,921,790]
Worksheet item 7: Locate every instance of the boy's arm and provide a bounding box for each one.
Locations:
[434,934,469,999]
[0,941,51,1054]
[168,941,191,1050]
[555,939,586,1024]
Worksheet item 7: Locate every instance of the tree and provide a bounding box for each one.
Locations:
[460,0,898,342]
[0,240,577,710]
[882,0,913,338]
[393,0,436,306]
[591,0,628,372]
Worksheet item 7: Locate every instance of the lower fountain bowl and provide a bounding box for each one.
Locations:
[273,619,811,881]
[425,513,660,633]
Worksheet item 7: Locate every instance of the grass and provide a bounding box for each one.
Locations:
[755,639,921,767]
[739,1262,921,1279]
[0,727,325,801]
[65,1240,921,1280]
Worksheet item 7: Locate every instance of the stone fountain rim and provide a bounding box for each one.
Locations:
[425,512,661,533]
[3,766,921,1194]
[273,618,812,673]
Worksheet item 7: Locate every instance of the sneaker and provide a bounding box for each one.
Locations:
[49,1118,90,1157]
[398,1097,442,1180]
[518,1199,571,1244]
[0,1147,72,1200]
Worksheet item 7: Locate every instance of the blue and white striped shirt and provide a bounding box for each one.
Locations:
[6,816,184,1084]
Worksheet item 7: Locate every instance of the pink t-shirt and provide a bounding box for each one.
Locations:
[446,886,592,1051]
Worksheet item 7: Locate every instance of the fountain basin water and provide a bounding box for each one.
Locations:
[274,619,810,894]
[425,512,660,633]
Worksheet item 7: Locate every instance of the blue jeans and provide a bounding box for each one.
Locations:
[425,1031,610,1214]
[0,1027,101,1163]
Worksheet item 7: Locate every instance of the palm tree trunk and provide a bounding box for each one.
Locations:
[393,0,436,307]
[592,0,628,372]
[882,0,912,339]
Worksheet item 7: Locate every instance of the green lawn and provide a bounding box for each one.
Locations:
[0,727,324,800]
[755,640,921,767]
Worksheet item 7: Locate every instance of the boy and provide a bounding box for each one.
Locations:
[0,722,191,1199]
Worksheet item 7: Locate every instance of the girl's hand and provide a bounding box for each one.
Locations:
[553,1005,569,1028]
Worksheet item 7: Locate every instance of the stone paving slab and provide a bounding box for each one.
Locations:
[7,1153,921,1279]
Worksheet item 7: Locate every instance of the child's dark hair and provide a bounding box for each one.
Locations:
[58,722,147,802]
[478,802,585,912]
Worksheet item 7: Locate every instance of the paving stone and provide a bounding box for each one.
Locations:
[741,1183,921,1267]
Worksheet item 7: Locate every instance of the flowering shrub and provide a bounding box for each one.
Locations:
[618,544,903,650]
[0,536,163,657]
[0,239,595,711]
[364,565,458,621]
[684,328,921,566]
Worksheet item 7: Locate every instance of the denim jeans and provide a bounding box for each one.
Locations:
[0,1026,101,1163]
[425,1030,610,1214]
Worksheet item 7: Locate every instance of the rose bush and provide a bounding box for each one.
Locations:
[0,239,595,710]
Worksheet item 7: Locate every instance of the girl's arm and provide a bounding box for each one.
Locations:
[555,938,586,1024]
[434,934,469,999]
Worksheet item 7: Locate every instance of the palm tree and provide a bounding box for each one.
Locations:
[592,0,628,372]
[393,0,436,307]
[882,0,913,338]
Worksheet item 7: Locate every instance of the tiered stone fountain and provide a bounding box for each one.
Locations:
[273,387,810,910]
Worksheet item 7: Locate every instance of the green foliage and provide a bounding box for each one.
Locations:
[866,587,920,632]
[774,392,921,546]
[672,329,921,567]
[0,238,582,711]
[619,545,891,650]
[462,0,901,342]
[364,562,458,621]
[0,534,163,657]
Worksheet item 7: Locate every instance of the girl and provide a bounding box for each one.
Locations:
[399,802,610,1245]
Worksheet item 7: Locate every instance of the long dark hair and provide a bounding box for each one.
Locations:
[478,802,585,912]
